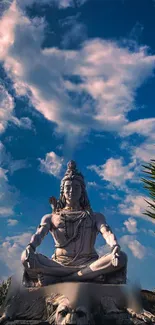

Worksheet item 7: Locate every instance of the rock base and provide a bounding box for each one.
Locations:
[0,280,155,325]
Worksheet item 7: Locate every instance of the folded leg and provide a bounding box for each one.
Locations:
[62,251,127,282]
[21,246,81,280]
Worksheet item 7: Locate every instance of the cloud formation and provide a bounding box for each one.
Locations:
[0,142,24,218]
[16,0,88,10]
[0,85,14,134]
[0,167,17,217]
[0,83,32,134]
[0,1,155,143]
[39,151,64,177]
[0,232,32,280]
[124,217,138,234]
[88,158,134,187]
[120,235,146,259]
[119,194,155,224]
[7,219,18,226]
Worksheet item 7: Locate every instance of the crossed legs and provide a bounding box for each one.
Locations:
[21,246,127,284]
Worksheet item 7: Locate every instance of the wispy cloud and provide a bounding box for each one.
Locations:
[0,85,14,134]
[87,181,99,188]
[0,232,32,279]
[0,167,18,217]
[120,235,146,259]
[0,141,30,175]
[122,118,155,138]
[0,142,27,218]
[124,217,138,234]
[7,219,18,226]
[132,139,155,163]
[0,83,33,134]
[88,158,134,187]
[16,0,88,10]
[119,194,155,224]
[60,13,87,48]
[0,1,155,145]
[39,151,64,178]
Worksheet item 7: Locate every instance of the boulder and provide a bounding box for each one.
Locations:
[0,278,155,325]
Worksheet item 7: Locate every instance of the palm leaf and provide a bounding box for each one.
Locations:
[141,160,155,220]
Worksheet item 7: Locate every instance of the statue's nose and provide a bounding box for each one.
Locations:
[66,312,77,324]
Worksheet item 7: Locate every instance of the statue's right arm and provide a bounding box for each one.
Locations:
[28,214,52,251]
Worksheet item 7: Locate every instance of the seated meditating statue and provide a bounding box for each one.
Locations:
[21,161,127,287]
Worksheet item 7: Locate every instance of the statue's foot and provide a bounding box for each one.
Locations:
[104,266,127,284]
[94,274,106,283]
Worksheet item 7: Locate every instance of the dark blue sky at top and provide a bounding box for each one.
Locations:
[0,0,155,288]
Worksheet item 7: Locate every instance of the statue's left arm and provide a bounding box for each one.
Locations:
[95,212,120,266]
[95,212,119,248]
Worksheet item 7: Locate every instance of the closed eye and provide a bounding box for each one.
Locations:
[58,309,68,317]
[76,310,86,318]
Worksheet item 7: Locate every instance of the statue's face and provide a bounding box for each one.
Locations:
[55,299,90,325]
[64,180,82,205]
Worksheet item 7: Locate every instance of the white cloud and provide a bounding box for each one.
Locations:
[16,0,88,10]
[141,228,155,237]
[5,232,32,246]
[0,1,20,60]
[88,158,134,187]
[0,141,29,175]
[7,219,18,226]
[0,83,33,134]
[9,159,28,174]
[0,85,14,134]
[0,143,19,218]
[39,151,64,177]
[0,167,17,217]
[122,118,155,138]
[87,181,99,188]
[148,229,155,237]
[60,14,87,48]
[0,1,155,143]
[13,116,33,130]
[132,140,155,163]
[120,235,146,259]
[0,232,32,279]
[124,217,138,234]
[119,194,155,224]
[0,206,14,217]
[96,244,110,257]
[55,0,87,8]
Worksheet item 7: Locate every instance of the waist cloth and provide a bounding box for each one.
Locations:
[52,252,99,267]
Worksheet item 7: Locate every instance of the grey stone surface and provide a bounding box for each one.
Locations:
[1,281,155,325]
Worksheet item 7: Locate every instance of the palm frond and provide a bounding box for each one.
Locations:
[141,160,155,220]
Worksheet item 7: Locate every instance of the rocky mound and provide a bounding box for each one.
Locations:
[0,279,155,325]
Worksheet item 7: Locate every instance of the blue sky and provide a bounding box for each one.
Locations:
[0,0,155,289]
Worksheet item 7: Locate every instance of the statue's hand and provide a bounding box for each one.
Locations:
[111,245,120,267]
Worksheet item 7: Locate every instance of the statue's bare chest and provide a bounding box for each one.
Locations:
[51,211,94,243]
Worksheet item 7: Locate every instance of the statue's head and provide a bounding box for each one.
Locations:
[57,161,91,211]
[55,297,91,325]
